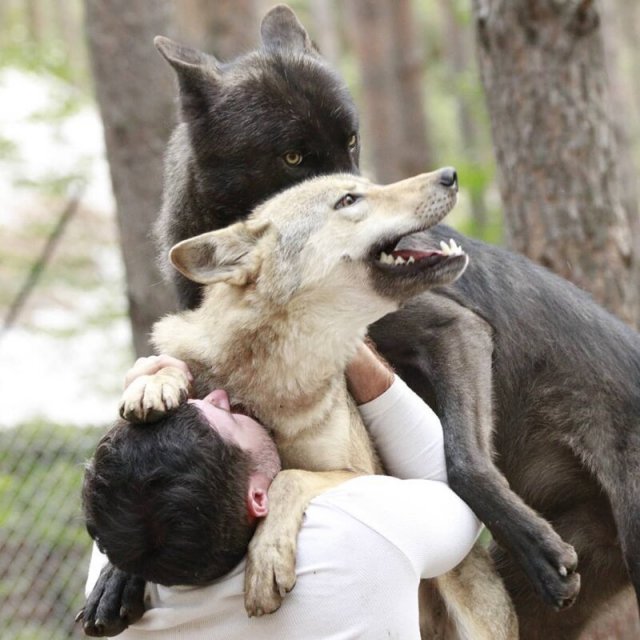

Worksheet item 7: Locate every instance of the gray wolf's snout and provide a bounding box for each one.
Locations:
[438,167,458,192]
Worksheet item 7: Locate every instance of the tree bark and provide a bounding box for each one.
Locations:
[344,0,431,182]
[389,0,433,176]
[174,0,259,59]
[84,0,178,356]
[472,0,640,327]
[309,0,341,68]
[26,0,45,43]
[600,0,639,226]
[440,0,489,231]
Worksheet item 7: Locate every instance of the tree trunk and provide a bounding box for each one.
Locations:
[54,0,82,67]
[440,0,489,231]
[600,0,639,225]
[390,0,433,177]
[84,0,178,356]
[471,0,640,327]
[26,0,45,43]
[309,0,341,68]
[174,0,259,59]
[344,0,431,182]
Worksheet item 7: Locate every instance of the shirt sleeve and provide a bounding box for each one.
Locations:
[357,375,448,483]
[317,475,481,580]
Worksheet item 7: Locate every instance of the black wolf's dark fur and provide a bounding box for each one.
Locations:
[370,226,640,638]
[154,16,359,308]
[82,6,640,639]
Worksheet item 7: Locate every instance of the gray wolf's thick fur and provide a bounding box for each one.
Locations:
[128,169,518,638]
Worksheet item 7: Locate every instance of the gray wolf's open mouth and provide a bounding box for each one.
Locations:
[368,232,467,273]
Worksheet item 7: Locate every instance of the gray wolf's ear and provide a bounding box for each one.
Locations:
[170,220,270,287]
[260,5,317,55]
[154,36,221,116]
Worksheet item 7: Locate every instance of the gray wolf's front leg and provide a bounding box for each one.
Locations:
[371,296,580,610]
[244,469,360,617]
[76,562,145,637]
[119,365,190,422]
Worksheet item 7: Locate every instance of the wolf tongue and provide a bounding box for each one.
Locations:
[391,249,440,261]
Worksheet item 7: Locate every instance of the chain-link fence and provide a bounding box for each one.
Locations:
[0,421,103,639]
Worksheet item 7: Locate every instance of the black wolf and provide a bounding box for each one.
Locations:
[82,6,640,640]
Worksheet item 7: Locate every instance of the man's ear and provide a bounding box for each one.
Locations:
[247,485,269,520]
[154,36,221,118]
[169,220,270,286]
[260,5,318,55]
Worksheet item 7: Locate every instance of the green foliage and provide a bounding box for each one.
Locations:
[456,161,504,244]
[0,0,90,92]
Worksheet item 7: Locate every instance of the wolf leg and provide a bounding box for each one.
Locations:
[119,365,190,422]
[77,562,146,637]
[371,296,580,609]
[244,469,360,617]
[434,545,519,640]
[493,499,631,640]
[567,429,640,612]
[599,461,640,612]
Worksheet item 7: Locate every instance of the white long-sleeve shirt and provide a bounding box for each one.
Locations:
[86,376,480,640]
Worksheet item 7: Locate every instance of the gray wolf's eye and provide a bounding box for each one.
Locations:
[283,151,303,166]
[335,193,361,209]
[347,134,358,151]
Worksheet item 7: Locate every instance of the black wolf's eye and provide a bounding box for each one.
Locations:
[283,151,303,166]
[335,193,361,209]
[347,134,358,151]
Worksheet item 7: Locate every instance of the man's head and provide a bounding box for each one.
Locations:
[82,391,281,586]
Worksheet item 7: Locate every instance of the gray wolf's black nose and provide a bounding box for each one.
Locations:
[439,167,458,190]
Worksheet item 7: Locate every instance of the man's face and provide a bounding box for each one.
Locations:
[188,390,281,479]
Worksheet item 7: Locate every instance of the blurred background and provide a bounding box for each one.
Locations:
[0,0,638,637]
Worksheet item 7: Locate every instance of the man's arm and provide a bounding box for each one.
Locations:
[346,343,448,483]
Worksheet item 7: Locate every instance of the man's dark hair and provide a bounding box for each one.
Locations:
[82,403,254,586]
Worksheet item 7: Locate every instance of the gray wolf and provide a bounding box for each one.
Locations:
[127,168,517,639]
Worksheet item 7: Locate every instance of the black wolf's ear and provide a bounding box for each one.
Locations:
[260,5,317,55]
[170,221,270,287]
[154,36,220,75]
[155,36,221,117]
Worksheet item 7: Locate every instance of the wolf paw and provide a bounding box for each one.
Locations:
[244,535,297,617]
[119,367,190,423]
[519,526,580,610]
[76,564,145,637]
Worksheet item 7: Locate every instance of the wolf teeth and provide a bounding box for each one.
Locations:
[440,238,464,257]
[378,252,417,266]
[378,251,412,266]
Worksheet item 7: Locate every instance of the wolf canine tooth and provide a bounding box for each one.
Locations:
[440,238,464,257]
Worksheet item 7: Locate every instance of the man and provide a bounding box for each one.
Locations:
[83,346,481,639]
